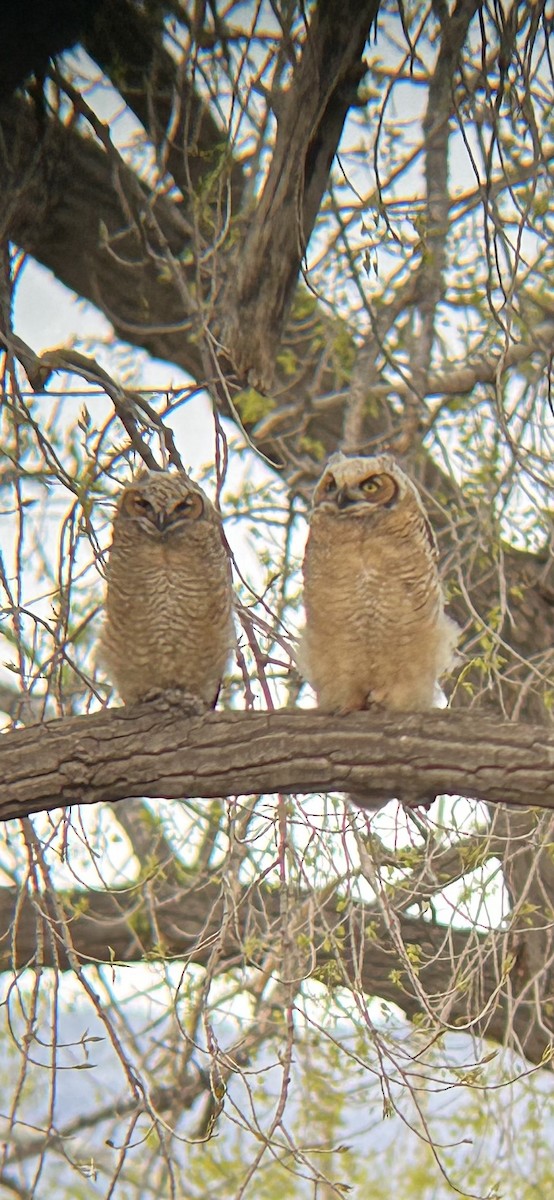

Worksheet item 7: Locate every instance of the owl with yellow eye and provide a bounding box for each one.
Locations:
[297,453,458,714]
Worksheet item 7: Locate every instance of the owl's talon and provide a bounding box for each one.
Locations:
[141,687,207,715]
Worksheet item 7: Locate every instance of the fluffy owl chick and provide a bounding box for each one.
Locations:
[298,454,458,714]
[100,471,235,707]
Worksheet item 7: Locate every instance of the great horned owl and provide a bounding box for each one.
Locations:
[298,453,458,713]
[100,470,235,706]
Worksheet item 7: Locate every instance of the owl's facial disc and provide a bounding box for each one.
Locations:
[315,471,399,515]
[123,489,204,534]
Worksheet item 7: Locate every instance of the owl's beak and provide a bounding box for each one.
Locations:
[336,487,354,510]
[155,511,171,531]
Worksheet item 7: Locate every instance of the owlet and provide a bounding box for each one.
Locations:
[298,453,458,713]
[100,470,235,706]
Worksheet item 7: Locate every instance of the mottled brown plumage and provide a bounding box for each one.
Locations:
[298,454,458,713]
[100,471,235,706]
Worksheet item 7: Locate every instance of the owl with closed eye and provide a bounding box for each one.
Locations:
[100,470,235,706]
[297,454,458,714]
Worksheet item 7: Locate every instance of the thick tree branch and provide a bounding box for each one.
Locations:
[222,0,380,387]
[0,94,206,373]
[0,867,548,1066]
[2,703,554,821]
[409,0,481,407]
[0,0,106,99]
[83,0,246,209]
[2,76,552,476]
[0,3,381,398]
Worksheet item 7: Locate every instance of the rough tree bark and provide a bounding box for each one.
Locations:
[1,704,554,821]
[0,0,107,99]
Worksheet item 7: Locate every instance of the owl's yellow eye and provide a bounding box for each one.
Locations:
[361,476,380,493]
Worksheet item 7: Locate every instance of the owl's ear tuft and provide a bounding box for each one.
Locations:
[313,472,337,506]
[327,451,346,468]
